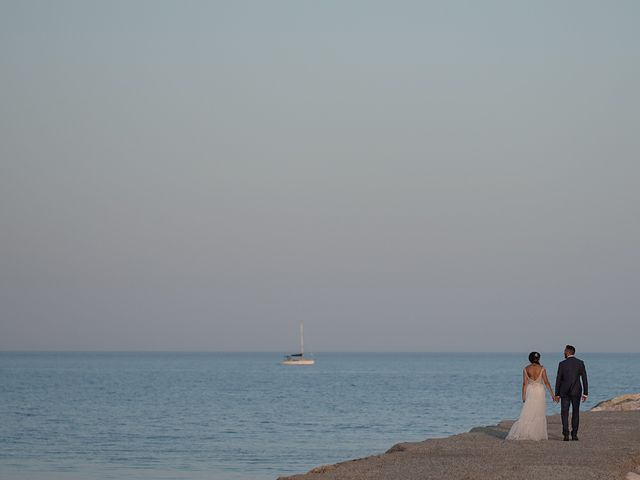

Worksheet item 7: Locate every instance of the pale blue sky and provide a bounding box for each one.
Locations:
[1,1,639,351]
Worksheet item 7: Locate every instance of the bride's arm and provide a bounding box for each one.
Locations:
[542,368,554,397]
[521,369,527,402]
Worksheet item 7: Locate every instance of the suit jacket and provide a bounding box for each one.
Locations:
[555,356,588,397]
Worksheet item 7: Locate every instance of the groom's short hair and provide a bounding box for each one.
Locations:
[565,345,576,354]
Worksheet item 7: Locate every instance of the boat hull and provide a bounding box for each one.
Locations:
[280,358,315,365]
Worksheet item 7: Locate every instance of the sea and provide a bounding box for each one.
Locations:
[1,352,638,480]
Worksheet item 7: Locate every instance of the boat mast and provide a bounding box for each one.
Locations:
[300,321,304,356]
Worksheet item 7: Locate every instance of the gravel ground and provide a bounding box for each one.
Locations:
[278,411,640,480]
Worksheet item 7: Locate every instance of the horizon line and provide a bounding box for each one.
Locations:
[1,350,637,354]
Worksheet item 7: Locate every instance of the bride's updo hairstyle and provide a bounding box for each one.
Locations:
[528,352,541,364]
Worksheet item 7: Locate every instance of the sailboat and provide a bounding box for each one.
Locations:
[281,321,315,365]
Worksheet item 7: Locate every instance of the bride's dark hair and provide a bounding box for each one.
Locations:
[528,352,541,364]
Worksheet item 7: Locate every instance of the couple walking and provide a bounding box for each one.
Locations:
[506,345,589,441]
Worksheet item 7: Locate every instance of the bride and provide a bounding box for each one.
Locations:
[506,352,557,441]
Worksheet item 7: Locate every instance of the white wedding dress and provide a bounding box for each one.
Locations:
[506,367,548,441]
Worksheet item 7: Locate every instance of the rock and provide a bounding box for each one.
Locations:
[591,393,640,412]
[277,461,338,478]
[385,443,408,453]
[308,464,336,474]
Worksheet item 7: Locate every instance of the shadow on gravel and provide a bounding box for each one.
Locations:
[469,426,508,439]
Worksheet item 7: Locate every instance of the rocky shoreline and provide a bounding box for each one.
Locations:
[278,394,640,480]
[592,393,640,412]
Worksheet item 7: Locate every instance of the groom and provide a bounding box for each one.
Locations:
[554,345,589,441]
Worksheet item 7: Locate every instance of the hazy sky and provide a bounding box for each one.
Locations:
[1,1,639,352]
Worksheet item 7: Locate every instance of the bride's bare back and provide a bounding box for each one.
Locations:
[525,364,544,380]
[524,364,554,393]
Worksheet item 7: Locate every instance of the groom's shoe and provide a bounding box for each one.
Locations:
[571,435,579,441]
[563,434,570,441]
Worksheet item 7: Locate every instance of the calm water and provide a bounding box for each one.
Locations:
[1,352,638,480]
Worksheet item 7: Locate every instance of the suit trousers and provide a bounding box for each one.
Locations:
[561,395,581,436]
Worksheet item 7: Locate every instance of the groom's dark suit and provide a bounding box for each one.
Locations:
[555,356,588,437]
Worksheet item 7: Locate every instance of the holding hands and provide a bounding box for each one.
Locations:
[550,395,586,404]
